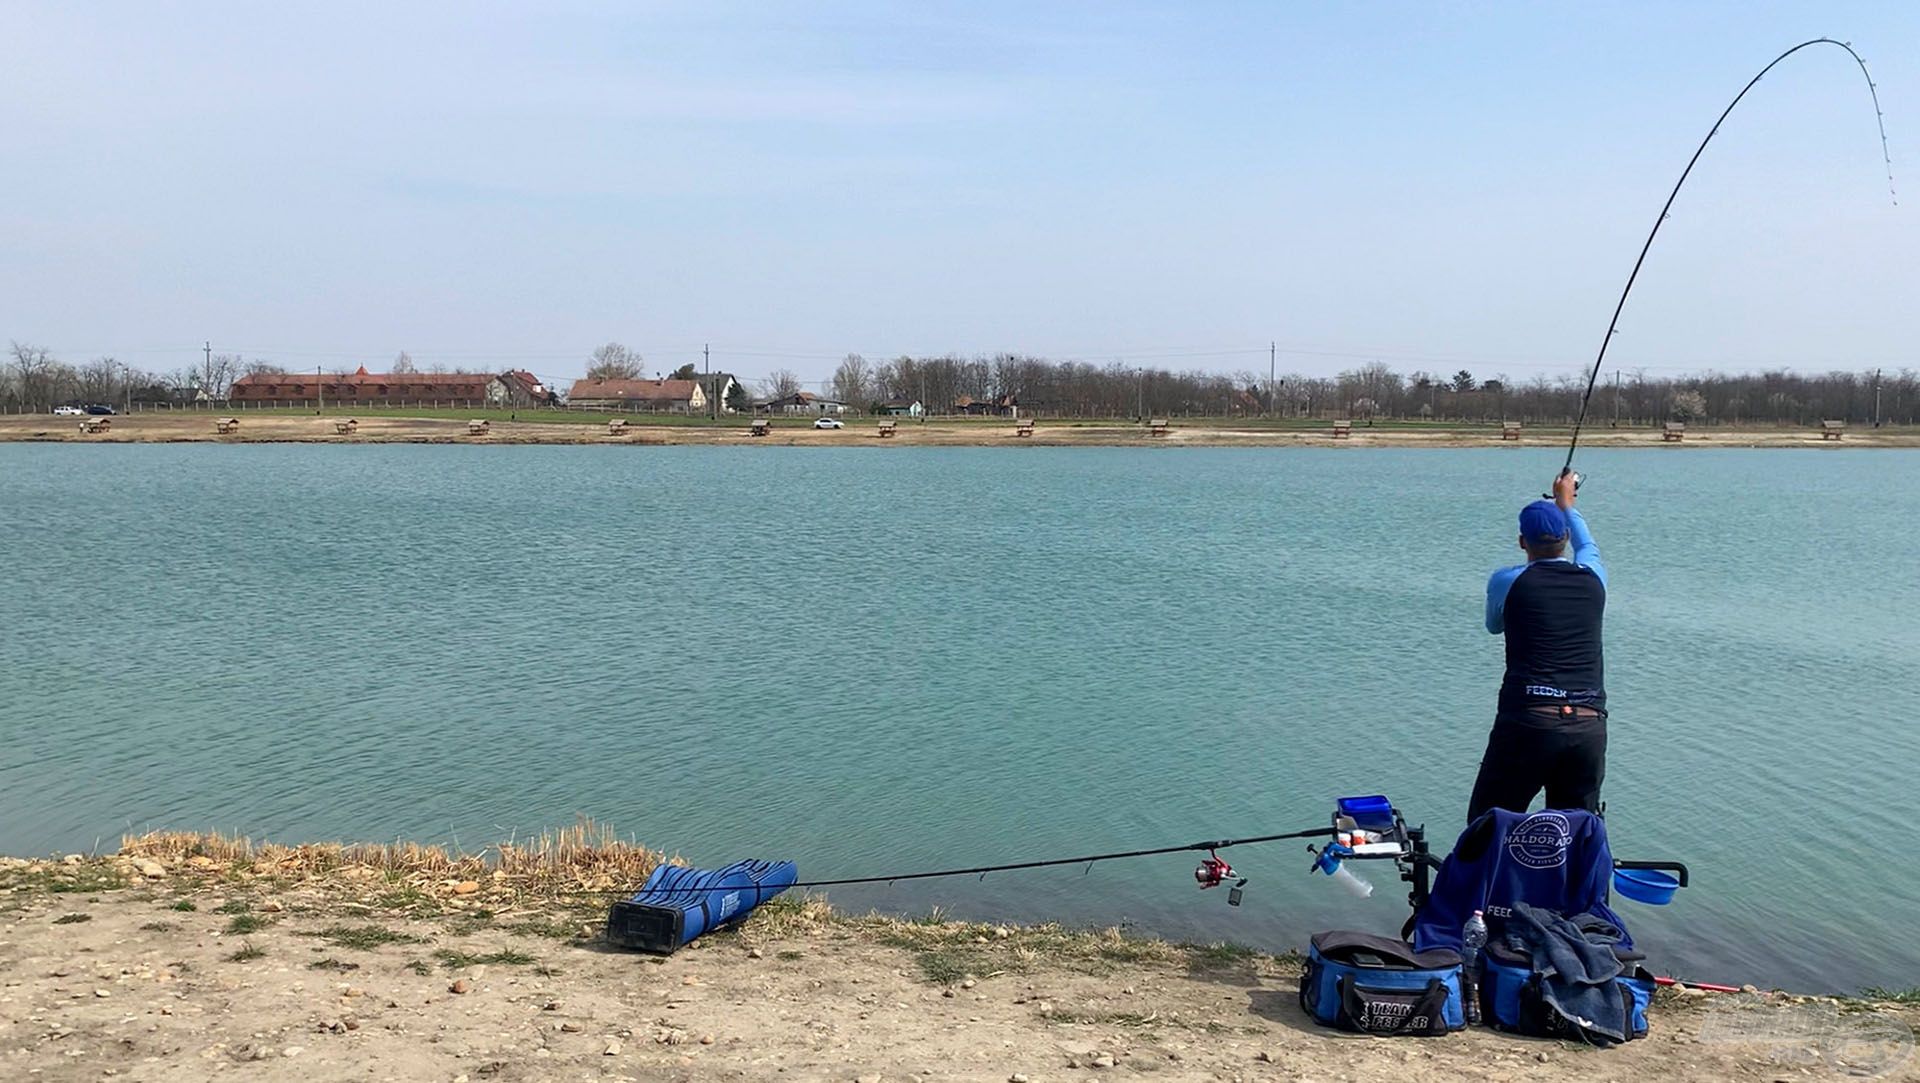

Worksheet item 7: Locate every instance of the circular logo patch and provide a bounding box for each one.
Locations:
[1507,812,1572,869]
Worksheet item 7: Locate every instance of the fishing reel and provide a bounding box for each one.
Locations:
[1542,468,1584,501]
[1194,849,1247,907]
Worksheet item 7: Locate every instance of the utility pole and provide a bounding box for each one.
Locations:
[705,343,713,420]
[1874,368,1883,427]
[317,365,324,413]
[1613,370,1621,426]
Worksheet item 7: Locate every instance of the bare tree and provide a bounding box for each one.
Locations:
[587,342,644,381]
[77,357,126,405]
[392,351,417,373]
[8,339,72,409]
[199,353,242,399]
[9,342,61,408]
[245,360,287,377]
[761,369,802,400]
[831,353,871,407]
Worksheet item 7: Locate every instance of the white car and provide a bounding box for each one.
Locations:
[52,405,85,416]
[813,417,844,429]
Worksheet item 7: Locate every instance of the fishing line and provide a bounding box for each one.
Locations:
[1559,37,1896,480]
[553,826,1335,898]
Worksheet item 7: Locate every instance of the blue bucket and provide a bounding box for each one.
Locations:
[1335,794,1397,832]
[1613,867,1680,905]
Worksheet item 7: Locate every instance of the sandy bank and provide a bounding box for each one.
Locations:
[4,413,1917,449]
[3,834,1913,1082]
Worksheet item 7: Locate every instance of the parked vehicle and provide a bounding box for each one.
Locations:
[813,417,844,429]
[83,404,117,416]
[53,405,86,416]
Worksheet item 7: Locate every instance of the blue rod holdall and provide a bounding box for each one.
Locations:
[605,859,798,954]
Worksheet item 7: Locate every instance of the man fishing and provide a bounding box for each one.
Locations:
[1468,472,1607,821]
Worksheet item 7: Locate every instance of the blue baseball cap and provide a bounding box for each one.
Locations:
[1519,500,1569,545]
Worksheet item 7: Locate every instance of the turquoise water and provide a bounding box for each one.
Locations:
[1,444,1916,992]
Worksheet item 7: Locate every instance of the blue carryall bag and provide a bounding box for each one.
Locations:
[1478,941,1654,1043]
[1298,931,1466,1037]
[605,859,797,954]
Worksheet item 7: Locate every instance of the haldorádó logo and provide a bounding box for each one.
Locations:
[1507,812,1572,869]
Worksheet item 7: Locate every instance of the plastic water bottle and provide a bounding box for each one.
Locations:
[1461,910,1488,1025]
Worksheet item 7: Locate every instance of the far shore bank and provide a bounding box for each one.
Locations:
[3,827,1915,1081]
[4,412,1919,449]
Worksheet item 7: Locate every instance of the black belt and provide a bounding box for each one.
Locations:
[1526,704,1604,720]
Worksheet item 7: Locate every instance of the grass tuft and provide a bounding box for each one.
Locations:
[302,924,424,950]
[226,941,266,963]
[915,948,988,985]
[1860,986,1920,1004]
[307,957,361,972]
[1182,940,1258,968]
[169,899,197,912]
[214,899,252,915]
[140,921,175,932]
[432,947,536,969]
[225,914,271,935]
[53,913,92,924]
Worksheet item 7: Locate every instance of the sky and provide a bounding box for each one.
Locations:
[3,2,1916,391]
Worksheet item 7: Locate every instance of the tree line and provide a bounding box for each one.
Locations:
[819,353,1916,425]
[8,338,1914,425]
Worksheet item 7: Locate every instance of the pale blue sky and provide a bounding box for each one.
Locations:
[2,2,1915,389]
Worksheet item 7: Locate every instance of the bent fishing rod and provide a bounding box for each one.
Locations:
[1557,37,1895,486]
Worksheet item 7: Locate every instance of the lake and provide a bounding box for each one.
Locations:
[1,443,1915,993]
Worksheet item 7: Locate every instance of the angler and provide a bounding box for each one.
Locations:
[1469,471,1608,821]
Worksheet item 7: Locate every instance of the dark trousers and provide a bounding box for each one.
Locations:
[1466,709,1607,822]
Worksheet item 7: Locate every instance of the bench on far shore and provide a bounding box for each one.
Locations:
[468,419,491,436]
[1663,421,1686,442]
[1147,418,1170,437]
[334,419,358,435]
[1501,420,1521,441]
[1015,418,1035,437]
[878,419,897,437]
[1332,420,1352,439]
[607,418,630,436]
[78,418,111,435]
[214,417,240,434]
[1821,419,1845,441]
[750,418,772,437]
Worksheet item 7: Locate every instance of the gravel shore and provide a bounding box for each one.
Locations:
[4,842,1914,1082]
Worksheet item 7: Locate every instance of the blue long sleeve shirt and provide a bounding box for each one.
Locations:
[1485,508,1608,715]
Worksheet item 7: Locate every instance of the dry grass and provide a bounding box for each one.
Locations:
[119,818,672,900]
[103,824,1280,982]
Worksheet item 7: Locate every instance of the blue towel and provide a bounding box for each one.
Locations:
[1505,901,1628,1043]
